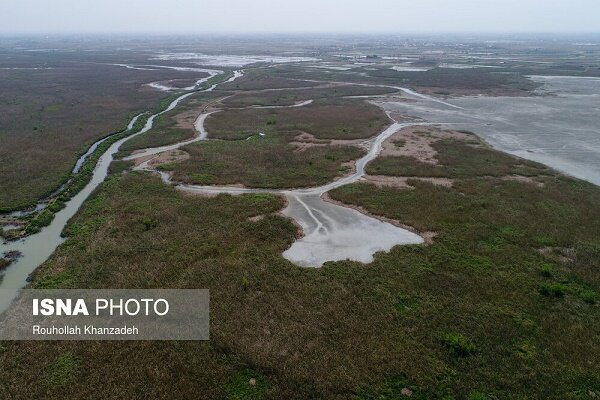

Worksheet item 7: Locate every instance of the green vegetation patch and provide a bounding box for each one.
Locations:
[172,139,364,188]
[367,139,549,178]
[443,333,477,357]
[327,133,600,398]
[539,282,567,297]
[206,98,390,140]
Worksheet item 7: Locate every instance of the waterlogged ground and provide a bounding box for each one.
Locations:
[152,53,318,66]
[0,36,599,398]
[2,129,599,399]
[381,76,600,185]
[129,94,427,267]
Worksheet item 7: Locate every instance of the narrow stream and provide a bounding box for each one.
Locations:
[5,113,145,218]
[0,69,232,312]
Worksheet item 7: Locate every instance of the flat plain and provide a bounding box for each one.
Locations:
[0,34,599,400]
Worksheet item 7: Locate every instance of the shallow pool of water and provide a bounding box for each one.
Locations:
[380,76,600,185]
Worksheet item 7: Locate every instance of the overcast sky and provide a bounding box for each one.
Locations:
[1,0,599,34]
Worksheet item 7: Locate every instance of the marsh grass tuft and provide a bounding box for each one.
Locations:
[538,283,567,297]
[444,333,477,357]
[540,263,555,278]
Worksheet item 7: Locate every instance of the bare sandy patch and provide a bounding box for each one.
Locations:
[293,132,328,143]
[362,175,453,189]
[147,149,190,168]
[289,141,327,152]
[501,175,545,188]
[248,214,266,222]
[132,154,157,166]
[173,108,201,131]
[290,132,370,152]
[539,247,576,263]
[330,138,371,150]
[381,126,478,164]
[289,132,328,151]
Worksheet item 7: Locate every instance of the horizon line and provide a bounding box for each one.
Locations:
[1,31,600,37]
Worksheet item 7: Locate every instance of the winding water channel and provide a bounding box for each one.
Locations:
[0,69,227,311]
[166,119,430,267]
[0,66,457,312]
[127,96,430,267]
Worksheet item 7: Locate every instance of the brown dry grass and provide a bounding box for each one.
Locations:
[362,175,453,189]
[0,60,207,211]
[147,149,190,168]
